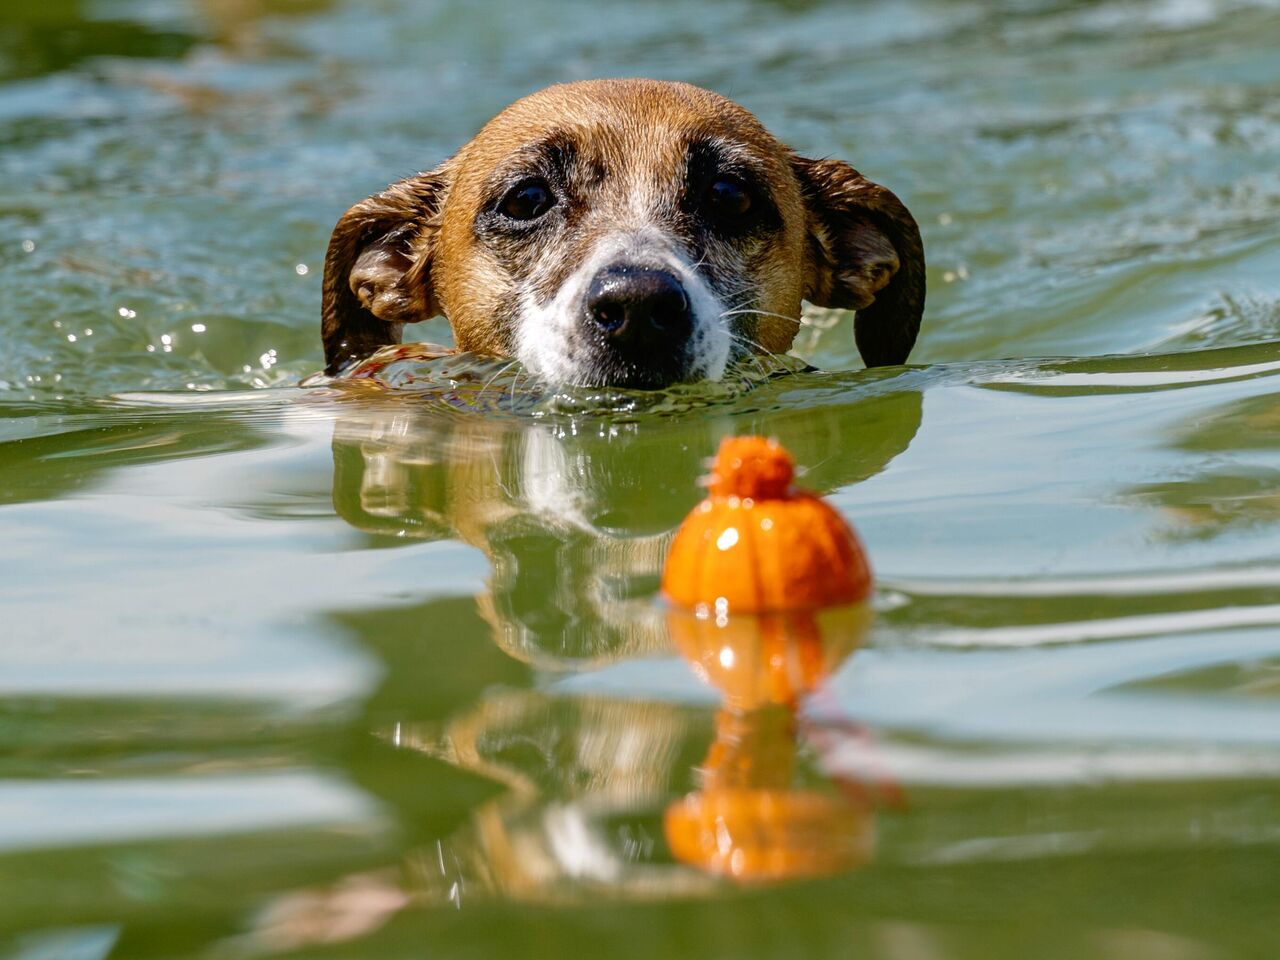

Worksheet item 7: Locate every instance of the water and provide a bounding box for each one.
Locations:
[3,0,1280,956]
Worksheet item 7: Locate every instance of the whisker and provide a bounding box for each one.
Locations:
[729,327,805,383]
[477,359,519,402]
[719,307,805,328]
[507,367,526,406]
[686,252,713,273]
[726,330,776,359]
[725,331,781,380]
[712,300,805,382]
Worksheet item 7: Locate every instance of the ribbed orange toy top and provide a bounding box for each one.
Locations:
[705,436,794,500]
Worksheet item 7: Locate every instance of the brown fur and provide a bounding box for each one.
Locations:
[322,79,924,378]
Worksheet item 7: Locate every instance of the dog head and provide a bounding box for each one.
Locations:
[322,79,925,386]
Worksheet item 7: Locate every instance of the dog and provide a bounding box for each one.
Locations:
[322,78,925,387]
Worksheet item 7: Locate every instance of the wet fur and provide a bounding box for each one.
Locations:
[322,79,925,383]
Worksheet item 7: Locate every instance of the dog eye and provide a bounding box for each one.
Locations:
[499,179,555,221]
[705,176,753,219]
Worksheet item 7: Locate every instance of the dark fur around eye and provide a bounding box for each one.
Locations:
[683,139,780,235]
[477,133,579,235]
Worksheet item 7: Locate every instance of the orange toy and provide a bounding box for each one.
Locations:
[662,436,872,613]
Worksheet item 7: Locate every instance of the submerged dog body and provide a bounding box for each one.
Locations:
[322,79,924,387]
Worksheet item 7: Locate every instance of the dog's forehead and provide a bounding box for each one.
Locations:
[454,79,788,190]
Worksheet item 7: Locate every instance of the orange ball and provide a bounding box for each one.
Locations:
[662,437,872,613]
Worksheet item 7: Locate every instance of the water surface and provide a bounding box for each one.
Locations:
[3,1,1280,957]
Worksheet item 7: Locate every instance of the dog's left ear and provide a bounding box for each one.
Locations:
[792,156,925,367]
[321,164,452,375]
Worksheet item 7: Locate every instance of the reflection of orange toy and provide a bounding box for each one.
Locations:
[666,605,872,712]
[663,594,878,882]
[664,704,876,882]
[661,436,872,613]
[665,775,875,882]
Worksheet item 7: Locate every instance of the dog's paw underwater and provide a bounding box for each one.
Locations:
[319,78,925,391]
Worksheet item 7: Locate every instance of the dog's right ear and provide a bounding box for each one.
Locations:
[321,164,452,375]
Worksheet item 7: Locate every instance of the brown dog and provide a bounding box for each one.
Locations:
[322,78,925,387]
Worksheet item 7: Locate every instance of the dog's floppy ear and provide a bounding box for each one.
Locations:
[321,164,452,375]
[792,156,925,367]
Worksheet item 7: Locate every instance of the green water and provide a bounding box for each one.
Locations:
[3,1,1280,957]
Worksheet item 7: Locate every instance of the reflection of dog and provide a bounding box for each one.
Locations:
[307,396,921,913]
[322,79,925,386]
[372,605,877,905]
[329,387,922,668]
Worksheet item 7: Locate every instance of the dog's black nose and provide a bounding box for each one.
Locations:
[585,267,692,346]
